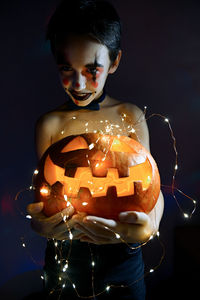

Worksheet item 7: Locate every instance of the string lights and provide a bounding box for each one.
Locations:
[15,106,197,299]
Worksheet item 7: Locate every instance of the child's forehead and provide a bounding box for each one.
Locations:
[55,35,109,65]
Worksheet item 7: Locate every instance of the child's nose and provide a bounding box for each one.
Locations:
[72,73,86,90]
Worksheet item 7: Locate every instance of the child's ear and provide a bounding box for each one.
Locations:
[108,50,122,74]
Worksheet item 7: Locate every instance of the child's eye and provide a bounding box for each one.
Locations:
[60,66,73,72]
[87,68,98,74]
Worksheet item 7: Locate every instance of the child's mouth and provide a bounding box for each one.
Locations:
[70,91,92,101]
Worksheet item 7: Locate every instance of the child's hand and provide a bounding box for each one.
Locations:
[26,202,85,240]
[72,211,156,245]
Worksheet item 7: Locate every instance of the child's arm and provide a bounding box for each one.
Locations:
[26,114,84,240]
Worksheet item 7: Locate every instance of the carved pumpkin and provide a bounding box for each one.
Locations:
[33,133,160,220]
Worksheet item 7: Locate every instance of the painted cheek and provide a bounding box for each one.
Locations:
[62,78,69,86]
[91,81,99,88]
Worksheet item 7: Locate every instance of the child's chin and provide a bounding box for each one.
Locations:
[73,97,94,107]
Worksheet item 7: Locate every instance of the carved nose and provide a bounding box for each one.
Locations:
[90,150,112,177]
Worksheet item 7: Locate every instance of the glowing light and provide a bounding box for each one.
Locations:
[157,231,160,237]
[72,116,76,120]
[55,242,58,247]
[41,275,44,280]
[82,202,88,206]
[115,233,121,239]
[63,265,68,272]
[26,215,32,219]
[89,143,95,150]
[174,164,178,170]
[34,169,39,175]
[62,283,66,288]
[61,130,64,135]
[22,243,26,248]
[183,213,189,219]
[91,261,95,267]
[164,118,169,123]
[130,128,136,133]
[150,269,154,273]
[69,232,73,240]
[106,286,110,291]
[40,186,50,196]
[73,284,76,289]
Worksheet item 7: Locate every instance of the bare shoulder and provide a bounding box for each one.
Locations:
[35,110,65,159]
[36,111,61,133]
[113,99,150,151]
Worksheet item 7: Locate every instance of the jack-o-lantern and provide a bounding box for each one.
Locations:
[33,133,160,220]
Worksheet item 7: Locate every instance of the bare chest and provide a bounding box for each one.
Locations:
[52,104,133,144]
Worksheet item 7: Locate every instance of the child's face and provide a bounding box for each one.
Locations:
[55,34,113,106]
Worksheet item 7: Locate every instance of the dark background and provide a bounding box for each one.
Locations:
[0,0,200,299]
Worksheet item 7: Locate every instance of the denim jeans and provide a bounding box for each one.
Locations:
[43,240,146,300]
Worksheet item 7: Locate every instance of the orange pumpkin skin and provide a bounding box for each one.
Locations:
[33,133,160,220]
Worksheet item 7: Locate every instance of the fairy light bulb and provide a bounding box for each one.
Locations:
[115,233,121,239]
[106,286,110,291]
[40,186,50,196]
[26,215,32,219]
[89,143,95,150]
[150,269,154,273]
[69,232,73,240]
[33,169,39,175]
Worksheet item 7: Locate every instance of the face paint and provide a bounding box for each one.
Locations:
[63,78,69,86]
[56,34,112,107]
[82,66,104,89]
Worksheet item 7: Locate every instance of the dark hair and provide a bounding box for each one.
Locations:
[46,0,122,63]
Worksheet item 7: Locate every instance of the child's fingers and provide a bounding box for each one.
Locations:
[119,211,149,225]
[26,202,44,215]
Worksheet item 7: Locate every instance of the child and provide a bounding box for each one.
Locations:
[27,0,164,299]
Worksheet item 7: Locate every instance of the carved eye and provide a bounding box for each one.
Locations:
[110,138,134,153]
[61,136,88,153]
